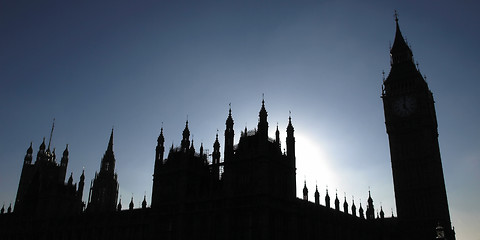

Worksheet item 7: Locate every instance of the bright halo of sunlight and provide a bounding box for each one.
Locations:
[295,133,338,198]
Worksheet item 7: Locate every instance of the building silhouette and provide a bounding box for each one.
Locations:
[0,16,454,240]
[12,121,85,217]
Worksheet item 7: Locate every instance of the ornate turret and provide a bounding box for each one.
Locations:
[257,98,268,140]
[36,138,46,162]
[152,127,165,208]
[314,184,320,205]
[286,113,296,198]
[351,198,357,217]
[359,202,365,219]
[334,191,340,211]
[213,133,220,165]
[302,181,308,201]
[142,195,147,209]
[117,198,122,211]
[181,120,190,151]
[275,124,280,147]
[343,195,348,214]
[67,173,73,186]
[325,188,330,208]
[60,144,69,167]
[129,197,134,210]
[77,170,85,203]
[224,105,234,162]
[286,113,295,161]
[366,191,375,220]
[155,127,165,165]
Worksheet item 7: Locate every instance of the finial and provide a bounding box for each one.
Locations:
[186,115,189,125]
[394,10,399,22]
[382,70,385,81]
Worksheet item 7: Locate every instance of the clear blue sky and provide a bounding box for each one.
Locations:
[1,1,478,239]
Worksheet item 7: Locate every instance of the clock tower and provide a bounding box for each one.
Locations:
[382,15,454,240]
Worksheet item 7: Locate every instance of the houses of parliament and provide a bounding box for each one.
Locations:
[0,17,455,240]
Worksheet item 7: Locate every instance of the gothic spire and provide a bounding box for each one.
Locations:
[359,201,365,219]
[366,190,375,220]
[158,127,164,145]
[80,169,85,182]
[334,190,340,211]
[117,198,122,211]
[129,197,134,210]
[39,137,46,151]
[99,129,115,174]
[325,187,331,208]
[224,104,234,162]
[24,142,33,164]
[226,103,234,128]
[286,112,294,142]
[352,197,357,217]
[275,123,280,146]
[142,195,147,209]
[68,173,73,186]
[61,144,69,167]
[107,128,114,153]
[390,11,413,65]
[343,194,349,213]
[27,142,33,154]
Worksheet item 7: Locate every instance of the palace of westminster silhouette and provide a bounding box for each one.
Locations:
[0,16,455,240]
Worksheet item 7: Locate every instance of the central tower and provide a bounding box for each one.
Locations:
[382,15,454,240]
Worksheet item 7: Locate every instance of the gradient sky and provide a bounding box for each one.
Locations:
[1,1,479,239]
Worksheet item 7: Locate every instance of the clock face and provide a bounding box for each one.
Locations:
[393,96,416,117]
